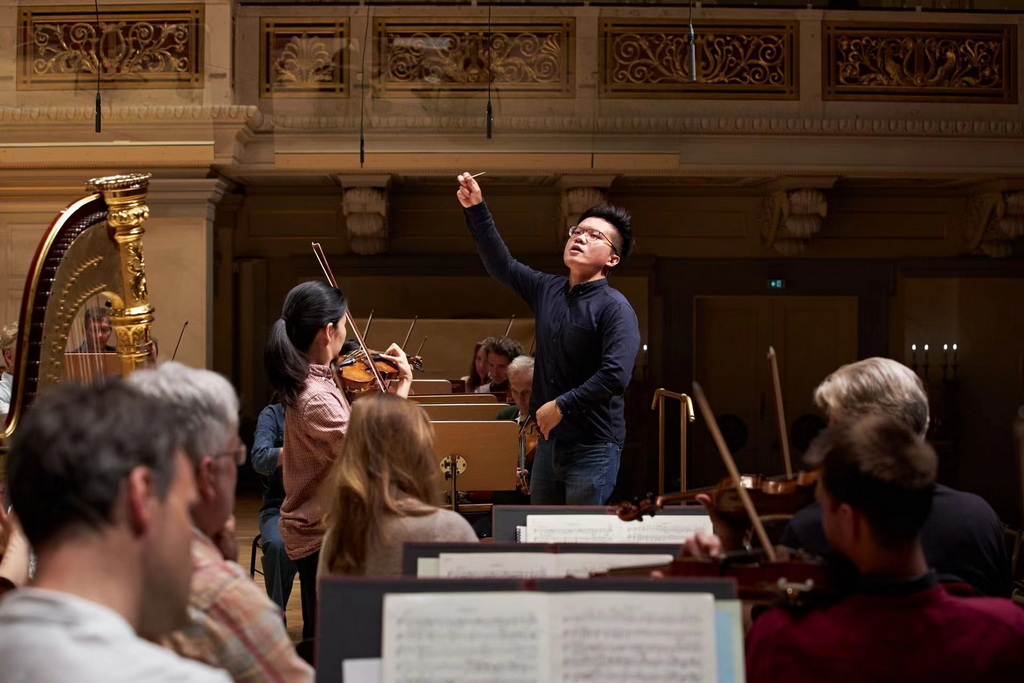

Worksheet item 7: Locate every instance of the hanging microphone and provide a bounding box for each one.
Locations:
[687,23,697,83]
[360,133,365,167]
[486,100,493,139]
[94,0,102,132]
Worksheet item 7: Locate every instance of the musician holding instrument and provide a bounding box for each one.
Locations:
[746,416,1024,682]
[476,336,523,394]
[0,322,16,418]
[457,173,640,505]
[71,305,116,353]
[264,281,412,639]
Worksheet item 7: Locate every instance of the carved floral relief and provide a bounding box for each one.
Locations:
[825,23,1016,102]
[601,21,797,98]
[19,6,203,90]
[261,19,348,98]
[375,20,573,96]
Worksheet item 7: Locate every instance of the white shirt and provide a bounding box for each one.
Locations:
[0,371,12,416]
[0,588,231,683]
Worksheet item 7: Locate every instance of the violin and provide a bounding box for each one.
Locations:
[617,471,819,528]
[601,548,840,607]
[517,416,541,495]
[335,348,424,396]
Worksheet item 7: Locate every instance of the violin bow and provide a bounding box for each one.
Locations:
[311,242,387,393]
[171,320,189,362]
[362,310,374,345]
[504,314,515,338]
[414,335,428,357]
[401,315,417,351]
[692,382,777,562]
[767,346,793,477]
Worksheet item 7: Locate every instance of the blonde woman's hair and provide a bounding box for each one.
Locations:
[813,357,929,438]
[320,393,443,575]
[0,322,18,369]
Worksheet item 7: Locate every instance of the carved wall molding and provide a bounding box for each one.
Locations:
[760,189,828,255]
[375,19,573,96]
[260,19,348,98]
[247,111,1024,138]
[19,5,204,90]
[963,190,1024,258]
[0,105,258,123]
[824,22,1016,103]
[342,186,389,255]
[601,20,797,99]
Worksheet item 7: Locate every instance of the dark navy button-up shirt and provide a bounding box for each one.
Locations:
[465,202,640,446]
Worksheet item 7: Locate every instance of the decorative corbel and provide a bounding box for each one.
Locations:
[760,189,828,255]
[963,191,1024,258]
[341,186,389,255]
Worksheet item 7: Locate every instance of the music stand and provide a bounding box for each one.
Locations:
[432,420,518,512]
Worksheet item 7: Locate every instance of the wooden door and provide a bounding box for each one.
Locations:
[692,296,857,487]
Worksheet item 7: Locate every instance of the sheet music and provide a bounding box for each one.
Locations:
[434,552,674,578]
[525,514,711,544]
[438,552,560,578]
[382,592,550,683]
[552,591,717,683]
[620,515,714,543]
[525,515,618,543]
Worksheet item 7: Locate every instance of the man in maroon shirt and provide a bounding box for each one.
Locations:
[746,415,1024,682]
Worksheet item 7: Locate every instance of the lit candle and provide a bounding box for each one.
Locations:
[943,344,948,365]
[911,343,917,365]
[924,344,929,362]
[953,343,958,365]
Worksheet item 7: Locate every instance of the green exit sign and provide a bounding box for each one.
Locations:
[767,278,786,290]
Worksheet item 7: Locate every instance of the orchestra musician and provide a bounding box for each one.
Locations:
[746,416,1024,682]
[688,357,1011,598]
[461,340,489,393]
[318,393,477,578]
[263,280,411,639]
[457,173,640,505]
[0,321,17,418]
[71,306,116,353]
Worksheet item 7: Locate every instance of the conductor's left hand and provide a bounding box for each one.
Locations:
[535,400,562,439]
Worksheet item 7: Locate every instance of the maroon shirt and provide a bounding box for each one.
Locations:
[747,575,1024,683]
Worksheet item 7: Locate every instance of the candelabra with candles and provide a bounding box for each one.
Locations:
[908,342,961,479]
[909,342,959,382]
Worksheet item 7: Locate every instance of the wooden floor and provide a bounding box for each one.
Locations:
[234,491,304,642]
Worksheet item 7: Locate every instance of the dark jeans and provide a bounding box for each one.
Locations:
[294,550,320,641]
[258,507,297,612]
[529,438,622,505]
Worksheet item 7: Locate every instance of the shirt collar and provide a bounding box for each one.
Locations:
[309,364,334,379]
[566,278,609,297]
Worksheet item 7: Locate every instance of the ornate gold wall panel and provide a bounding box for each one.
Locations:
[375,19,574,97]
[18,5,203,90]
[824,22,1016,103]
[260,19,349,98]
[601,20,797,99]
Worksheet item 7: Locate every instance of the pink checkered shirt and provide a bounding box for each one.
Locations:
[163,528,313,683]
[280,364,350,561]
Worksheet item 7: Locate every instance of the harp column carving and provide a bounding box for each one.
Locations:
[87,174,155,376]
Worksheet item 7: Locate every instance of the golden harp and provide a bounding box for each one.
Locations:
[1,173,156,446]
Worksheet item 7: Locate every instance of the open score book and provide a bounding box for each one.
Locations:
[381,590,717,683]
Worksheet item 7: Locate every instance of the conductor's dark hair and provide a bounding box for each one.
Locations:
[578,204,635,263]
[7,382,181,550]
[264,281,348,407]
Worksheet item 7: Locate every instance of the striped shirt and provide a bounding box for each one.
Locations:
[279,364,350,561]
[163,528,312,683]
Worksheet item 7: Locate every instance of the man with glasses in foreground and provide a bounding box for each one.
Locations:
[128,362,312,682]
[457,173,640,505]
